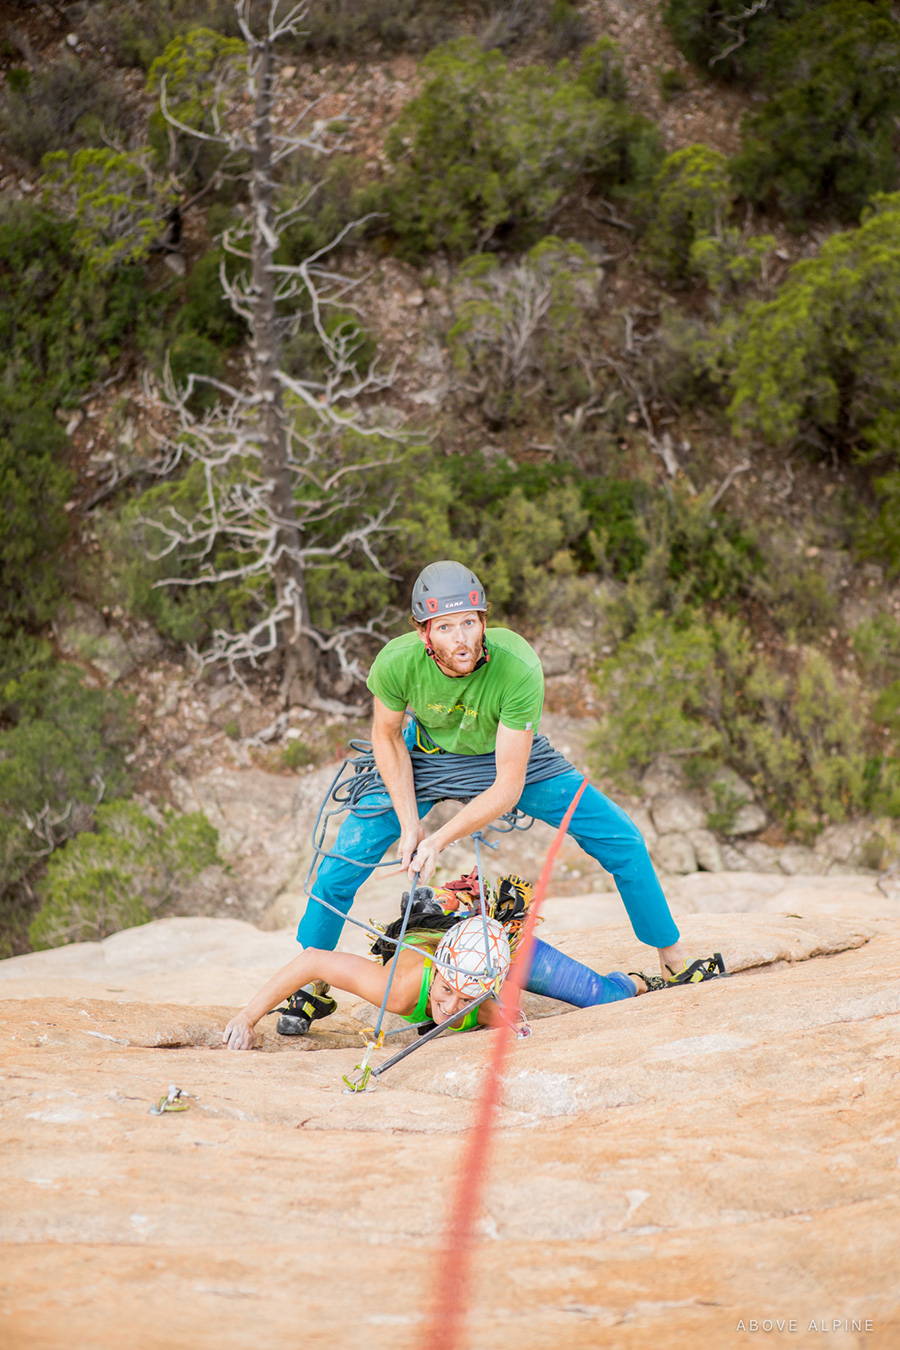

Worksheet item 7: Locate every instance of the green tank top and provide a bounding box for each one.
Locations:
[401,958,480,1032]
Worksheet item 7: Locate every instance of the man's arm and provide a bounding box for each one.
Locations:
[409,723,533,882]
[370,695,425,870]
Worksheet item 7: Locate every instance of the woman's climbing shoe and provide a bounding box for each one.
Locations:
[275,981,337,1036]
[664,953,728,985]
[629,971,668,992]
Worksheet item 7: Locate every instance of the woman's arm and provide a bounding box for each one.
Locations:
[222,947,422,1050]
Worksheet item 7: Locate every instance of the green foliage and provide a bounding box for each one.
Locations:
[590,610,883,830]
[177,247,246,346]
[856,471,900,578]
[147,27,246,182]
[853,614,900,751]
[659,67,689,102]
[288,0,462,54]
[280,739,314,770]
[666,2,899,221]
[545,1,594,59]
[277,155,373,263]
[689,229,775,308]
[852,613,900,686]
[75,0,241,69]
[0,202,151,636]
[642,144,730,282]
[652,308,735,408]
[0,407,72,634]
[114,458,272,647]
[663,0,806,82]
[0,201,151,412]
[613,485,761,624]
[380,38,660,258]
[728,193,900,480]
[575,37,629,102]
[732,3,900,222]
[0,56,124,166]
[29,800,220,950]
[0,641,135,954]
[41,148,178,272]
[447,236,600,426]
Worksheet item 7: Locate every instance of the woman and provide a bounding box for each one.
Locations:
[222,873,665,1051]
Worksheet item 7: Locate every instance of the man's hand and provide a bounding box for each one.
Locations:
[399,821,426,872]
[408,834,442,884]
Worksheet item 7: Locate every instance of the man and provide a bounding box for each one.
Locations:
[284,560,721,1032]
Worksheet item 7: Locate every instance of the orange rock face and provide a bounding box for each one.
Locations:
[1,888,899,1349]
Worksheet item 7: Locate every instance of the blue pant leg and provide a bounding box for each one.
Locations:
[524,937,636,1005]
[517,769,680,949]
[296,792,433,950]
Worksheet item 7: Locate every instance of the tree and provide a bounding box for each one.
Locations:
[135,2,403,700]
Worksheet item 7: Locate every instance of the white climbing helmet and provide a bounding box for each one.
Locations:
[434,914,510,998]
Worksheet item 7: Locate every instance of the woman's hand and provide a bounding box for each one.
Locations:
[222,1014,256,1051]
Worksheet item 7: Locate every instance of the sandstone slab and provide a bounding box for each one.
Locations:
[2,892,898,1349]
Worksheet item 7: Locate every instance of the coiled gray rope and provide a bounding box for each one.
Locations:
[332,731,574,811]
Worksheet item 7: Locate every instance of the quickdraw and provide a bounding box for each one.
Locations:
[149,1084,190,1115]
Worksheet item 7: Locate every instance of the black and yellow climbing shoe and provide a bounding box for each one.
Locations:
[275,981,337,1036]
[664,953,728,985]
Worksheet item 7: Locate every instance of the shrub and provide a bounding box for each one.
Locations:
[610,484,761,625]
[642,144,731,282]
[73,0,241,69]
[732,3,900,222]
[0,201,151,413]
[41,147,178,272]
[855,471,900,578]
[590,610,884,831]
[728,193,900,542]
[0,405,72,634]
[0,56,125,166]
[146,28,246,184]
[0,643,135,954]
[663,0,807,83]
[379,38,660,258]
[446,236,600,426]
[29,800,220,949]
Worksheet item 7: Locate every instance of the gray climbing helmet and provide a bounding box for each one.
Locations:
[411,560,486,622]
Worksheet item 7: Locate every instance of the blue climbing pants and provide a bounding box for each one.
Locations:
[296,764,679,957]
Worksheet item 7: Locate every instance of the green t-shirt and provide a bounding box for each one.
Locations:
[366,627,543,756]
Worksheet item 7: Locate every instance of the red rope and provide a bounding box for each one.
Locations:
[420,777,588,1350]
